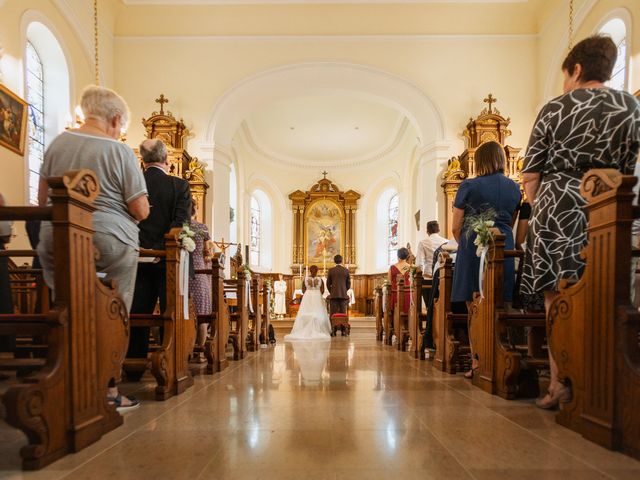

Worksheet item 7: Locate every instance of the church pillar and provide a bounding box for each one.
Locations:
[417,142,451,238]
[212,144,232,270]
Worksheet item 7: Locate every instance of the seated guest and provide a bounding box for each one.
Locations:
[521,35,640,408]
[127,138,191,368]
[189,202,212,363]
[38,85,150,411]
[450,141,521,378]
[388,247,411,316]
[416,220,449,278]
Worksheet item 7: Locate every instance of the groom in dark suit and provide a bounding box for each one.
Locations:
[126,139,191,366]
[326,254,350,316]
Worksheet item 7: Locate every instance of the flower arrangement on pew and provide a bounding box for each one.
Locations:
[464,208,497,299]
[178,223,196,252]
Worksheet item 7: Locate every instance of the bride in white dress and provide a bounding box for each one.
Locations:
[284,265,332,341]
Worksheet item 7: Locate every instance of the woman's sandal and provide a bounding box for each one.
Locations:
[535,386,572,410]
[107,394,141,413]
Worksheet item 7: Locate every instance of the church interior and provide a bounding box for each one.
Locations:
[1,0,640,478]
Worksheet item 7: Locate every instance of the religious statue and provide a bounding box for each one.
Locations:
[274,274,287,319]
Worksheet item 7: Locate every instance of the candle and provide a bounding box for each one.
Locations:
[299,264,302,277]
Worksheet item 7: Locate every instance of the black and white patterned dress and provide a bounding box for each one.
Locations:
[521,88,640,294]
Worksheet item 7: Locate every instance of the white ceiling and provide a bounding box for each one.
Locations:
[239,94,411,167]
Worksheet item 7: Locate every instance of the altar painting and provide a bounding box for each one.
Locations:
[305,199,343,265]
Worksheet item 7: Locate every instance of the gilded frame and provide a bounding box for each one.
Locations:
[303,198,345,268]
[0,84,28,156]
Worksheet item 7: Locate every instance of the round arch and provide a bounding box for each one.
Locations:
[206,62,446,149]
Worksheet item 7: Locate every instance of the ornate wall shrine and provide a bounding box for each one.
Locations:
[137,94,209,223]
[289,174,361,274]
[441,94,524,238]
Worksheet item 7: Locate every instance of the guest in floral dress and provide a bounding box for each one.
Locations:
[189,203,212,362]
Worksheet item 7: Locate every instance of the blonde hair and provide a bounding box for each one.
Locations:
[80,85,130,129]
[475,141,506,176]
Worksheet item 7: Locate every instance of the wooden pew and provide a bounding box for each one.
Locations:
[468,233,547,399]
[0,170,128,470]
[432,252,471,373]
[374,285,383,342]
[407,270,432,359]
[224,270,249,360]
[548,169,640,459]
[260,280,272,345]
[247,274,263,352]
[382,283,393,345]
[393,277,410,350]
[194,252,229,374]
[123,229,196,400]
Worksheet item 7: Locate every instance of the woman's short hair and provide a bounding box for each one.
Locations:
[309,265,318,274]
[475,141,505,176]
[397,247,410,260]
[561,35,617,83]
[80,85,131,129]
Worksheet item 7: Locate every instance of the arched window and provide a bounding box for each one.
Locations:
[250,195,261,266]
[599,18,628,91]
[24,21,70,204]
[26,41,44,205]
[249,189,273,271]
[387,193,399,265]
[375,188,399,269]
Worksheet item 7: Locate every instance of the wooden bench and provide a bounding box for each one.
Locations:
[374,285,383,342]
[194,252,229,374]
[407,270,432,359]
[0,170,128,470]
[123,229,196,400]
[469,233,548,399]
[432,252,471,374]
[247,274,263,352]
[224,270,249,360]
[548,169,640,459]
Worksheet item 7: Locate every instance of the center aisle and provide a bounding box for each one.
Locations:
[5,330,640,479]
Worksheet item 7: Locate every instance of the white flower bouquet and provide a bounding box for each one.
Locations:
[464,208,497,257]
[178,223,196,252]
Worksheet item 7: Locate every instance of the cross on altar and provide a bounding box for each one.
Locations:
[483,94,497,113]
[213,237,236,254]
[155,94,169,114]
[322,170,328,179]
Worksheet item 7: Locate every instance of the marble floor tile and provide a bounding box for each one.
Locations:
[2,329,638,480]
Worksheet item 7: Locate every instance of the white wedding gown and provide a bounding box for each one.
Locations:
[284,276,332,341]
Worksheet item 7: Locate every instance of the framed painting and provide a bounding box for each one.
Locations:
[0,84,28,156]
[304,198,344,268]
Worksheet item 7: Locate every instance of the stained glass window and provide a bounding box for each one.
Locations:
[250,196,261,266]
[387,193,399,265]
[26,41,45,205]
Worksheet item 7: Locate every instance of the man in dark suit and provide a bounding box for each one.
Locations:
[126,139,191,365]
[326,254,350,316]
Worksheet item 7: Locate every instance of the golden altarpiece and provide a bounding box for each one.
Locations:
[289,175,361,274]
[441,94,524,238]
[137,95,209,223]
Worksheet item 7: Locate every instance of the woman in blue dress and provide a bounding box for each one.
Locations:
[451,141,521,378]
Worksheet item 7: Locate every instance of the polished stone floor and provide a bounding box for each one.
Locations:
[2,328,640,480]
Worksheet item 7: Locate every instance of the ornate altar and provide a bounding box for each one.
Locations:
[441,94,523,238]
[289,174,361,273]
[138,95,209,223]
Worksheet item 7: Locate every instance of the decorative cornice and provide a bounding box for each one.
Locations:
[122,0,527,4]
[238,115,412,169]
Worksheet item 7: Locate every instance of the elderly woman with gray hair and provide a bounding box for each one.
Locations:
[37,85,150,411]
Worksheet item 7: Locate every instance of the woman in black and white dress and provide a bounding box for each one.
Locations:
[521,35,640,409]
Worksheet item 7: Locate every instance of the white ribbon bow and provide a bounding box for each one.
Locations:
[477,245,489,302]
[178,249,190,319]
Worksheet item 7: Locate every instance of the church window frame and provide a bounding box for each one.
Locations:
[387,193,399,266]
[250,195,261,267]
[26,41,45,206]
[597,16,630,91]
